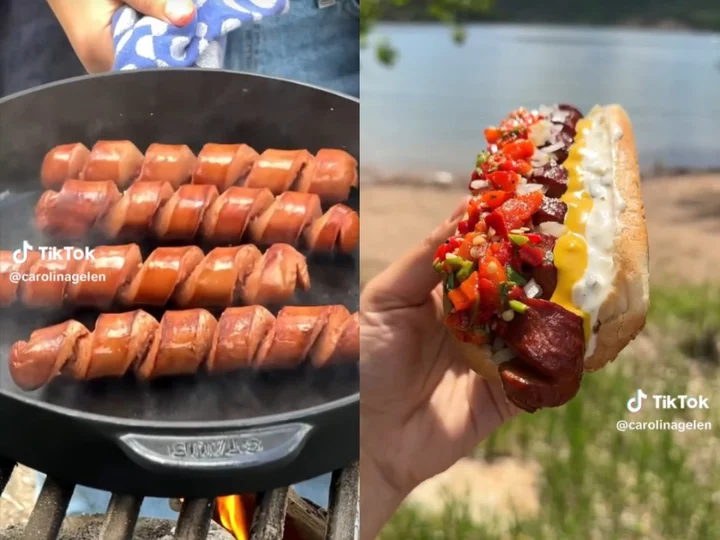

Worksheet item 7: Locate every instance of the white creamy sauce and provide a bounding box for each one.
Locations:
[572,107,626,358]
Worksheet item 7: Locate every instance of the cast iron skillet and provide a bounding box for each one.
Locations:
[0,70,359,498]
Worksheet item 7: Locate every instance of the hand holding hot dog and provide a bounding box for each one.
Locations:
[359,200,519,540]
[47,0,196,73]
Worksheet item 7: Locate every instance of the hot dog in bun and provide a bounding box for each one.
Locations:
[434,104,649,412]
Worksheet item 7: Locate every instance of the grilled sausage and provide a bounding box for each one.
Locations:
[36,181,359,253]
[9,305,359,390]
[292,149,359,204]
[82,141,145,189]
[192,143,259,191]
[136,143,196,189]
[0,243,309,310]
[496,298,585,412]
[36,180,122,238]
[41,143,90,190]
[41,142,358,203]
[530,163,568,198]
[0,250,42,307]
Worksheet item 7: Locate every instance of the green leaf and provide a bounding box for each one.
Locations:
[376,41,398,66]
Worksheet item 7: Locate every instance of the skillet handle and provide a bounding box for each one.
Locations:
[116,423,313,472]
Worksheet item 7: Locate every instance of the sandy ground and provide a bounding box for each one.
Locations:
[0,465,34,527]
[361,174,720,287]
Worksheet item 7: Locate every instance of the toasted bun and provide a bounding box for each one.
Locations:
[583,105,649,371]
[447,104,649,379]
[443,296,499,380]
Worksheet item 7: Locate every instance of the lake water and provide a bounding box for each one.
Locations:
[361,23,720,177]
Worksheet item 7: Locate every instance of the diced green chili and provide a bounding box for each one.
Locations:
[505,265,527,286]
[445,272,457,292]
[509,300,529,313]
[509,234,530,246]
[476,151,489,167]
[456,261,475,282]
[445,255,466,269]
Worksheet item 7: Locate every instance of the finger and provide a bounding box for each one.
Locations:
[126,0,196,26]
[468,374,521,441]
[362,196,469,311]
[46,0,117,73]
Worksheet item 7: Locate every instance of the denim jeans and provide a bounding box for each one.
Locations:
[224,0,359,97]
[1,0,358,515]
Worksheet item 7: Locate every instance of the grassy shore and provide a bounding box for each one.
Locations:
[362,175,720,540]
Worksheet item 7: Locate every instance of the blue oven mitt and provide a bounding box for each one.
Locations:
[111,0,289,70]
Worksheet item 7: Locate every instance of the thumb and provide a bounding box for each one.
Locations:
[126,0,197,26]
[362,196,469,311]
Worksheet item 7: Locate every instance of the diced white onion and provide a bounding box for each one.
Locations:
[470,180,490,190]
[501,310,515,322]
[537,221,568,237]
[543,142,565,154]
[523,278,543,299]
[538,104,554,117]
[531,149,551,168]
[492,347,515,365]
[529,120,551,147]
[516,183,547,195]
[551,110,570,123]
[550,124,563,141]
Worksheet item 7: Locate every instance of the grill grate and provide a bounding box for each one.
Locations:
[0,460,359,540]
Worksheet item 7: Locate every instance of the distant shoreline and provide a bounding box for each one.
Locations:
[374,18,720,35]
[375,20,712,32]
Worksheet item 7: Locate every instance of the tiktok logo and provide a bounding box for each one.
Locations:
[12,240,33,264]
[627,389,648,413]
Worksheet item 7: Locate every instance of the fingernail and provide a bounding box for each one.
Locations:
[165,0,196,24]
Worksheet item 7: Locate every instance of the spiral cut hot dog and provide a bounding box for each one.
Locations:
[35,180,359,253]
[41,141,358,203]
[9,305,360,390]
[0,243,309,310]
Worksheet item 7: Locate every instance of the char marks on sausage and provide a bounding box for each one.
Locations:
[192,143,259,191]
[82,141,145,190]
[35,179,121,238]
[9,306,360,390]
[34,181,359,253]
[0,243,310,309]
[41,141,358,203]
[533,197,568,225]
[499,359,582,413]
[40,143,90,190]
[530,163,569,198]
[496,298,585,412]
[136,143,197,189]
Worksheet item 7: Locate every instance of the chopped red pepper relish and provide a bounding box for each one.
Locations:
[433,105,578,343]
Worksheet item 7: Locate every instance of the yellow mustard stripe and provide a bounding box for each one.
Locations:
[549,116,594,341]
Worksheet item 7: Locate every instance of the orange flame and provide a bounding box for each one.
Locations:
[214,494,256,540]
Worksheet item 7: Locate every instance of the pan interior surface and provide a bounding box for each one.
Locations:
[0,70,359,425]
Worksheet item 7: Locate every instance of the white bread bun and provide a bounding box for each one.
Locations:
[446,104,649,380]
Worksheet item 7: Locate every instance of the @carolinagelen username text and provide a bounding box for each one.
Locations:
[617,420,711,432]
[8,272,105,285]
